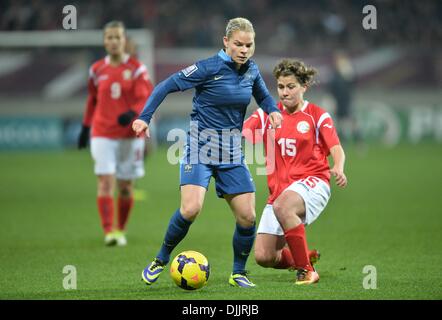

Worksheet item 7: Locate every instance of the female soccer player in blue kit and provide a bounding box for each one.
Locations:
[133,17,282,288]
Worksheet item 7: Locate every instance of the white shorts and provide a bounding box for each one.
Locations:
[90,137,145,180]
[257,177,331,235]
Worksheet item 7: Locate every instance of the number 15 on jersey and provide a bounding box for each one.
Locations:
[277,138,297,157]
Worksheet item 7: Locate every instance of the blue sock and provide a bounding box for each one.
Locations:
[156,209,192,264]
[232,223,256,274]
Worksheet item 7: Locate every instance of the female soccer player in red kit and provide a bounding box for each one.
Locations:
[243,59,347,284]
[78,21,154,246]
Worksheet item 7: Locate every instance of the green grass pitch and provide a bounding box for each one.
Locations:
[0,143,441,300]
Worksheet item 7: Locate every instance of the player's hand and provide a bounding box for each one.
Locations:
[117,110,137,126]
[132,119,150,138]
[77,125,90,149]
[268,111,282,129]
[330,166,347,188]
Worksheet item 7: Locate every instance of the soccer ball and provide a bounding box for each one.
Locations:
[170,250,210,290]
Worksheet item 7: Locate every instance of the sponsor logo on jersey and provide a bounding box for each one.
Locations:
[96,74,109,83]
[297,121,310,134]
[123,69,132,80]
[214,75,224,80]
[323,123,333,129]
[181,64,198,77]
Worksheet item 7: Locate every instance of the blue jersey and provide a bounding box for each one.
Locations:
[172,49,277,131]
[139,49,279,164]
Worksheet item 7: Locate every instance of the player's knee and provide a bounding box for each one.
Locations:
[98,177,114,196]
[254,249,276,268]
[236,212,256,228]
[118,182,133,197]
[180,202,202,220]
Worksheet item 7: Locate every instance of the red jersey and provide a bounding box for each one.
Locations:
[243,101,340,204]
[82,54,154,139]
[243,104,283,201]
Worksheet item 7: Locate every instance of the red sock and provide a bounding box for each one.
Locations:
[97,196,114,234]
[117,196,134,231]
[274,247,295,269]
[284,224,313,271]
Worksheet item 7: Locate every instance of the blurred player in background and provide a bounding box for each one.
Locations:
[78,21,154,246]
[243,59,347,285]
[328,51,362,146]
[133,17,282,288]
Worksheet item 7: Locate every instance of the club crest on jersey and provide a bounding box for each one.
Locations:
[181,64,198,77]
[123,69,132,80]
[297,121,310,134]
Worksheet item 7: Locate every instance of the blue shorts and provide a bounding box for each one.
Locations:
[179,162,256,198]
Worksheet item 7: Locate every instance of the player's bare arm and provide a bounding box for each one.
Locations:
[329,144,347,188]
[132,119,150,138]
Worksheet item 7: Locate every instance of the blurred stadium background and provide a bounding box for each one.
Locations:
[1,0,441,148]
[0,0,441,300]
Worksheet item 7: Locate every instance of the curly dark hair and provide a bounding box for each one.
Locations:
[273,59,318,87]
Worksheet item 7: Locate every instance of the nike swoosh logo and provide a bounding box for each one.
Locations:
[323,124,333,128]
[214,75,224,80]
